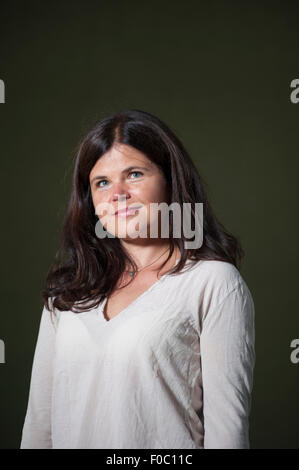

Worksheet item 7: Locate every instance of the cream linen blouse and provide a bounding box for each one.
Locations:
[20,259,255,449]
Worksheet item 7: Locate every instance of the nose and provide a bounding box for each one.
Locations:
[112,182,130,203]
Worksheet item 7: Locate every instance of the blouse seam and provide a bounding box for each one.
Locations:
[200,279,243,328]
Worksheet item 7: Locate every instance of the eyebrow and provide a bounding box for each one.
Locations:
[90,166,150,184]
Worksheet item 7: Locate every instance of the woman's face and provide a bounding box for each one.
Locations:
[89,143,170,240]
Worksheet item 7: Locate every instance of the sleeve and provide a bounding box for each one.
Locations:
[200,280,256,449]
[20,304,57,449]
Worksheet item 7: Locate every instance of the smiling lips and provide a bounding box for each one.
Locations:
[114,206,142,217]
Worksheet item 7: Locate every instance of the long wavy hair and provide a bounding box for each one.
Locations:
[42,109,244,314]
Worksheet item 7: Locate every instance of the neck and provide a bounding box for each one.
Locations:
[121,240,178,272]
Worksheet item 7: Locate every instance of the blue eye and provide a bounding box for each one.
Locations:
[130,171,143,178]
[96,180,108,188]
[96,171,143,188]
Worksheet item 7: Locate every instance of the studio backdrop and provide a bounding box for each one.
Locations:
[0,0,298,449]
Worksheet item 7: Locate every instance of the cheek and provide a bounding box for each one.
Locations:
[91,191,111,219]
[140,178,168,204]
[91,189,109,206]
[91,192,100,212]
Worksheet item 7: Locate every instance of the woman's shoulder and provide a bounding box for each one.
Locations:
[186,258,251,303]
[188,258,242,284]
[185,259,254,330]
[42,297,63,332]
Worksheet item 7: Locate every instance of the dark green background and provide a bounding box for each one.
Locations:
[0,0,298,449]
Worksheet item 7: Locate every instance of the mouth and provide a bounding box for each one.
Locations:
[114,205,142,217]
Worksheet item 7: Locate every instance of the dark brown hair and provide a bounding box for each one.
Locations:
[42,109,244,313]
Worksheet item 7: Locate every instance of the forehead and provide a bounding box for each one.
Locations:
[90,144,154,174]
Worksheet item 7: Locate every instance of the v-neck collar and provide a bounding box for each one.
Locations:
[99,258,182,324]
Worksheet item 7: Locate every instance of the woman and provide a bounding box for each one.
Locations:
[20,109,255,449]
